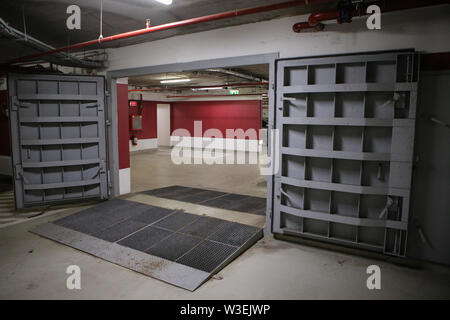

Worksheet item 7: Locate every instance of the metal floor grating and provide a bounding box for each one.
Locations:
[141,186,267,215]
[208,221,261,247]
[178,216,227,238]
[177,240,238,273]
[31,198,263,291]
[153,211,200,231]
[94,220,148,242]
[118,226,173,252]
[146,233,202,262]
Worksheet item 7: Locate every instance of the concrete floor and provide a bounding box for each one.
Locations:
[1,149,450,299]
[130,148,267,196]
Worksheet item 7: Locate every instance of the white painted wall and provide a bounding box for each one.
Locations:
[106,6,450,72]
[157,103,171,146]
[119,168,131,195]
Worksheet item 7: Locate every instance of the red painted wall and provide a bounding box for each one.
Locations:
[117,84,130,169]
[170,100,262,139]
[0,90,10,156]
[421,52,450,71]
[128,100,158,140]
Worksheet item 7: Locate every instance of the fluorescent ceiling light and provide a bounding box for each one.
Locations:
[192,87,223,91]
[154,0,173,5]
[160,79,191,84]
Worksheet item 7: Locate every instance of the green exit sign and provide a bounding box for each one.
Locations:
[229,89,239,95]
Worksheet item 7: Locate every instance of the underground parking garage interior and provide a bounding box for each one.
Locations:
[0,0,449,306]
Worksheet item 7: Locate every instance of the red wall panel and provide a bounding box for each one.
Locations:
[0,90,11,156]
[421,52,450,71]
[117,84,130,169]
[170,100,262,139]
[128,100,158,139]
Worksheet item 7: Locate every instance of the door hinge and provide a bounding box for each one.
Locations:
[106,119,111,126]
[11,96,18,111]
[14,164,22,180]
[105,90,110,97]
[14,164,28,183]
[100,160,106,174]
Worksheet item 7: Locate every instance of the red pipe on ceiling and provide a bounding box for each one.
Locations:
[293,10,338,32]
[128,82,269,92]
[166,94,264,98]
[293,0,449,32]
[4,0,334,65]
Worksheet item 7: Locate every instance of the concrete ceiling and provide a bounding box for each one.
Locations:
[128,64,269,87]
[1,0,337,61]
[128,64,269,98]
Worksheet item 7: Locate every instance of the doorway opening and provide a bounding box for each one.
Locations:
[83,55,277,289]
[126,64,270,203]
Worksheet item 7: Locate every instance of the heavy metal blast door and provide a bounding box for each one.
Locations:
[272,51,418,256]
[8,73,109,209]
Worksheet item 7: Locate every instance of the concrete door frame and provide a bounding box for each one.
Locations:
[106,52,279,235]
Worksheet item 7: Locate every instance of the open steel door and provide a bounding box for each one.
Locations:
[8,73,109,209]
[271,50,419,257]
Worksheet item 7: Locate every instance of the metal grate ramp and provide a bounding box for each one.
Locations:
[141,186,267,216]
[31,198,262,291]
